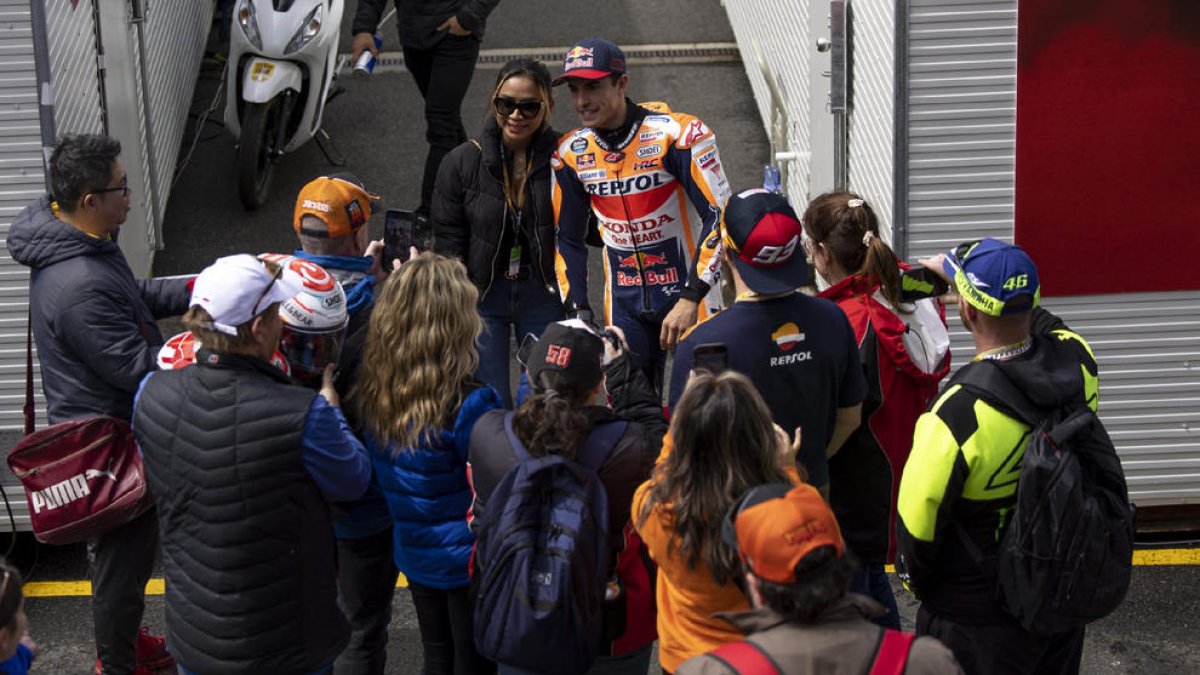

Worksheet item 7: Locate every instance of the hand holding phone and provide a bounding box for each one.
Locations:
[383,209,415,268]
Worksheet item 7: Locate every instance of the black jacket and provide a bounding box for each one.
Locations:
[431,121,559,295]
[352,0,500,50]
[134,351,348,674]
[6,196,190,423]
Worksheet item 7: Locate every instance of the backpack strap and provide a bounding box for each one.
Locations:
[707,640,782,675]
[502,412,629,470]
[868,629,916,675]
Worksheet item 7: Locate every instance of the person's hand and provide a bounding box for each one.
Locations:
[350,32,379,64]
[21,632,37,658]
[602,324,626,365]
[436,15,472,36]
[364,238,389,281]
[774,423,801,466]
[319,364,340,407]
[660,298,698,350]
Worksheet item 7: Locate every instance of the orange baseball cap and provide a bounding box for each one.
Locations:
[293,174,379,239]
[722,483,844,584]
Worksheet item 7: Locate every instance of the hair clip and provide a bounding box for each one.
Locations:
[862,231,875,246]
[847,198,865,208]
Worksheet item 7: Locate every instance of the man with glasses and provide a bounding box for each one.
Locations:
[551,37,733,392]
[7,134,190,674]
[133,255,371,675]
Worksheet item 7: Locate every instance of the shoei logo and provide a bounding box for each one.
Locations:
[302,199,332,213]
[30,462,117,514]
[751,236,799,265]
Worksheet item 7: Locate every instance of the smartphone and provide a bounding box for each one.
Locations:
[383,209,415,266]
[692,343,728,374]
[900,266,950,302]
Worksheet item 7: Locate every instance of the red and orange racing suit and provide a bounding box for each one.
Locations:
[552,101,731,382]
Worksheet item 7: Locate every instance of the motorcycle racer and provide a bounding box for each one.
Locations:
[552,37,732,389]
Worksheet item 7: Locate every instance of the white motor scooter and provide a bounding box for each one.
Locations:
[224,0,346,210]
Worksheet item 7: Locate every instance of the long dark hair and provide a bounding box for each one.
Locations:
[0,559,23,632]
[513,368,594,460]
[803,191,903,308]
[637,371,791,585]
[490,58,554,133]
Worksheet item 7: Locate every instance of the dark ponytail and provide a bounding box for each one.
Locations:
[802,191,903,308]
[512,370,593,459]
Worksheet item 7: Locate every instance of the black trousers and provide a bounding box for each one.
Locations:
[333,528,400,675]
[407,580,495,675]
[402,34,481,214]
[88,507,159,675]
[917,604,1085,675]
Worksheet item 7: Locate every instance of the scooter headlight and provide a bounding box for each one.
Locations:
[235,0,262,51]
[285,5,324,55]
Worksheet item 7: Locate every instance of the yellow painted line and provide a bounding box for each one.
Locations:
[1133,548,1200,566]
[24,573,409,598]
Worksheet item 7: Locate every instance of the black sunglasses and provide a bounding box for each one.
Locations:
[493,97,543,120]
[90,178,130,199]
[251,263,283,316]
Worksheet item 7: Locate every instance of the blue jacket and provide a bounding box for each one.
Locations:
[6,196,189,423]
[370,383,502,589]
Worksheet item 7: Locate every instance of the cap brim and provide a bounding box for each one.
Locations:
[731,255,809,295]
[552,69,616,86]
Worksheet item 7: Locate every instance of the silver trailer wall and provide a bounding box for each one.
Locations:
[902,0,1200,508]
[0,1,214,531]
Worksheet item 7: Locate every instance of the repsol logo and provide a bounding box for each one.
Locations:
[584,174,665,197]
[31,474,91,514]
[770,351,814,367]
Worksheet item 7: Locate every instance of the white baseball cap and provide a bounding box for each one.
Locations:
[190,254,304,336]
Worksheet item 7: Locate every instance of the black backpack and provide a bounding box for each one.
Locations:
[472,413,628,674]
[953,360,1135,636]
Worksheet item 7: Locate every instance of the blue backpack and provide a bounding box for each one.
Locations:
[472,413,627,675]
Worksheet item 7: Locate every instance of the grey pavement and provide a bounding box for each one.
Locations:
[18,0,1200,674]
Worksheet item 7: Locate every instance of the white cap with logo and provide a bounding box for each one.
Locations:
[190,254,304,335]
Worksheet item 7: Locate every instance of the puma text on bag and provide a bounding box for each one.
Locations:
[8,416,152,544]
[473,413,627,675]
[956,362,1135,636]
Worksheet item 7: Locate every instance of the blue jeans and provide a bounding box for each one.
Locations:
[850,563,901,629]
[498,643,654,675]
[477,273,565,407]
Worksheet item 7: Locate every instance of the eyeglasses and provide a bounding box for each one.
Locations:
[90,178,130,199]
[251,263,283,316]
[493,97,543,120]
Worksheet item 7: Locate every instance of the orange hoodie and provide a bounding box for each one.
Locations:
[632,436,801,672]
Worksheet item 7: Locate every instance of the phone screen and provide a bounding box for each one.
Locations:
[900,267,950,302]
[692,343,728,374]
[384,209,415,266]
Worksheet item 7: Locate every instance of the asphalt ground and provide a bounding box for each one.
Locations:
[15,1,1200,673]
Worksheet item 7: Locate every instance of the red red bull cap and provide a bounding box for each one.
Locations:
[553,37,627,86]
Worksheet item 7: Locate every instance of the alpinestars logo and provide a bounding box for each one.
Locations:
[30,461,118,514]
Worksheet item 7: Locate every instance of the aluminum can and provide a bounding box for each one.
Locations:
[354,33,383,75]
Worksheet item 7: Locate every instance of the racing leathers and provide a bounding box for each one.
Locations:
[553,100,731,385]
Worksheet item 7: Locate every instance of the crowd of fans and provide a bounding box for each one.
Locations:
[4,26,1104,675]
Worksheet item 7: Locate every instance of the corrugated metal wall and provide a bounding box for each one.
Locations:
[904,0,1200,507]
[44,0,104,137]
[847,0,896,239]
[723,0,811,199]
[140,1,215,229]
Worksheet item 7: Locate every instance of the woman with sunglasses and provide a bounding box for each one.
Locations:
[634,370,803,674]
[432,58,565,407]
[802,191,951,629]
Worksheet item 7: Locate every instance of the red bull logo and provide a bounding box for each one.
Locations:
[566,46,595,60]
[617,252,670,269]
[616,268,679,287]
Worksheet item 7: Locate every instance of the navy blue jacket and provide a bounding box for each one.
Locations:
[369,382,502,589]
[6,196,190,423]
